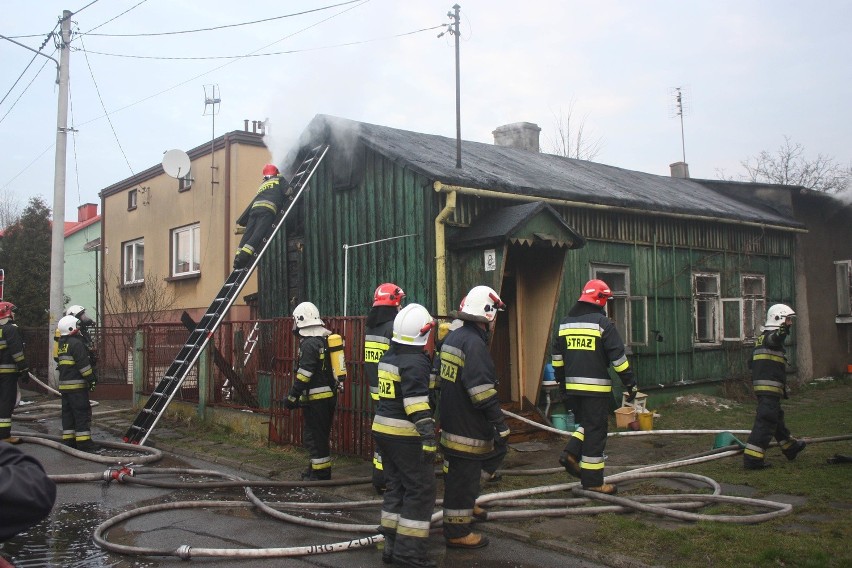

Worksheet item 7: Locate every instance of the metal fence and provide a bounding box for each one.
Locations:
[139,316,375,459]
[21,325,137,385]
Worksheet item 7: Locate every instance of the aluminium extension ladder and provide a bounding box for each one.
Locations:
[124,143,330,445]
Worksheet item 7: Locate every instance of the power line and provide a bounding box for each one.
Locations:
[77,0,150,38]
[78,34,134,176]
[72,0,103,17]
[0,54,54,126]
[74,24,446,60]
[84,0,361,37]
[0,51,39,107]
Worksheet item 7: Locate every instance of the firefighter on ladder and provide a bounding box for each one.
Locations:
[551,279,638,496]
[0,302,28,444]
[372,303,438,568]
[233,164,293,270]
[743,304,806,469]
[438,285,510,550]
[283,302,338,480]
[364,282,406,494]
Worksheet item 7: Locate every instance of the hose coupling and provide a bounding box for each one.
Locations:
[176,545,192,560]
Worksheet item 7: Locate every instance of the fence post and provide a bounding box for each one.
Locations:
[132,329,144,408]
[197,344,210,419]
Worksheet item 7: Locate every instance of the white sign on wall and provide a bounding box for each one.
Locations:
[484,249,497,272]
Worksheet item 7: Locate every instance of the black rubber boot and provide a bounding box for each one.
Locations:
[782,439,806,461]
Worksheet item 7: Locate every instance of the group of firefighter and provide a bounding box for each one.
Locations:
[239,163,806,568]
[279,281,807,567]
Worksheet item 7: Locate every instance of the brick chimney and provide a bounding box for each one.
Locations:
[77,203,98,222]
[670,162,690,178]
[492,122,541,152]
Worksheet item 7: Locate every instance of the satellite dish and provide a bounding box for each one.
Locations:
[162,149,191,178]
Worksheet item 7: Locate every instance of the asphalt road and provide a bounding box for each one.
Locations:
[2,424,605,568]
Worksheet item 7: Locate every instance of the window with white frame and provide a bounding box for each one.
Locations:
[836,260,852,323]
[693,272,720,345]
[172,223,200,276]
[128,189,138,210]
[742,275,766,341]
[592,264,647,346]
[178,174,193,192]
[123,238,144,284]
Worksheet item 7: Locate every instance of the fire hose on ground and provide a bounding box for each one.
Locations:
[15,415,851,560]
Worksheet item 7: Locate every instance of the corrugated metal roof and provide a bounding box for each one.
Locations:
[308,114,802,229]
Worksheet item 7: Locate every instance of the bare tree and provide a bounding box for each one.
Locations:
[99,267,178,382]
[739,136,851,194]
[0,186,22,231]
[545,100,603,160]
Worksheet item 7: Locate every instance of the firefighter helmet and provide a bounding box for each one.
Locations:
[373,283,405,307]
[763,304,795,330]
[65,304,92,323]
[578,279,612,306]
[57,315,80,336]
[262,164,279,179]
[0,302,15,320]
[292,301,323,329]
[392,303,434,346]
[458,285,505,323]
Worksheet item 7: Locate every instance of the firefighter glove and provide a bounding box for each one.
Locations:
[19,369,30,383]
[493,423,510,448]
[283,394,300,410]
[414,417,437,462]
[623,381,639,403]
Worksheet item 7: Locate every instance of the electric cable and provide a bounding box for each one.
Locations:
[82,1,363,37]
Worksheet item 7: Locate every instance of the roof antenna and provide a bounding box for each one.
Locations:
[204,84,221,194]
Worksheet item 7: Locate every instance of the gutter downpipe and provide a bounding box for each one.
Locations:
[431,182,807,234]
[224,134,232,284]
[433,185,457,316]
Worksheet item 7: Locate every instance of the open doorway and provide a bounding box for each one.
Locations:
[492,243,566,409]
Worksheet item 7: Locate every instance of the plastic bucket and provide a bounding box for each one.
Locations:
[637,411,654,431]
[551,412,575,432]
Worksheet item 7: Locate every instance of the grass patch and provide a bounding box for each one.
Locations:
[590,376,852,567]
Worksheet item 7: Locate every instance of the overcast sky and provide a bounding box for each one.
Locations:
[1,0,850,220]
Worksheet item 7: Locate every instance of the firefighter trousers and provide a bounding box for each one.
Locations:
[744,395,791,464]
[236,210,275,259]
[0,374,19,438]
[562,395,610,488]
[375,436,437,562]
[302,397,336,479]
[442,446,506,540]
[61,388,93,444]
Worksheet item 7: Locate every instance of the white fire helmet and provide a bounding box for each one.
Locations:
[57,315,80,336]
[763,304,795,331]
[392,303,434,346]
[458,285,506,323]
[292,301,324,329]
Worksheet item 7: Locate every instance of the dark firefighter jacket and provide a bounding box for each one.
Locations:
[751,327,789,397]
[438,322,507,457]
[290,336,337,403]
[56,334,96,391]
[364,307,397,402]
[551,302,633,397]
[236,176,290,226]
[0,442,57,541]
[0,322,27,377]
[371,344,433,443]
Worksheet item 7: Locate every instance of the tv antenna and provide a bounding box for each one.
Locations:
[668,86,690,164]
[203,84,221,193]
